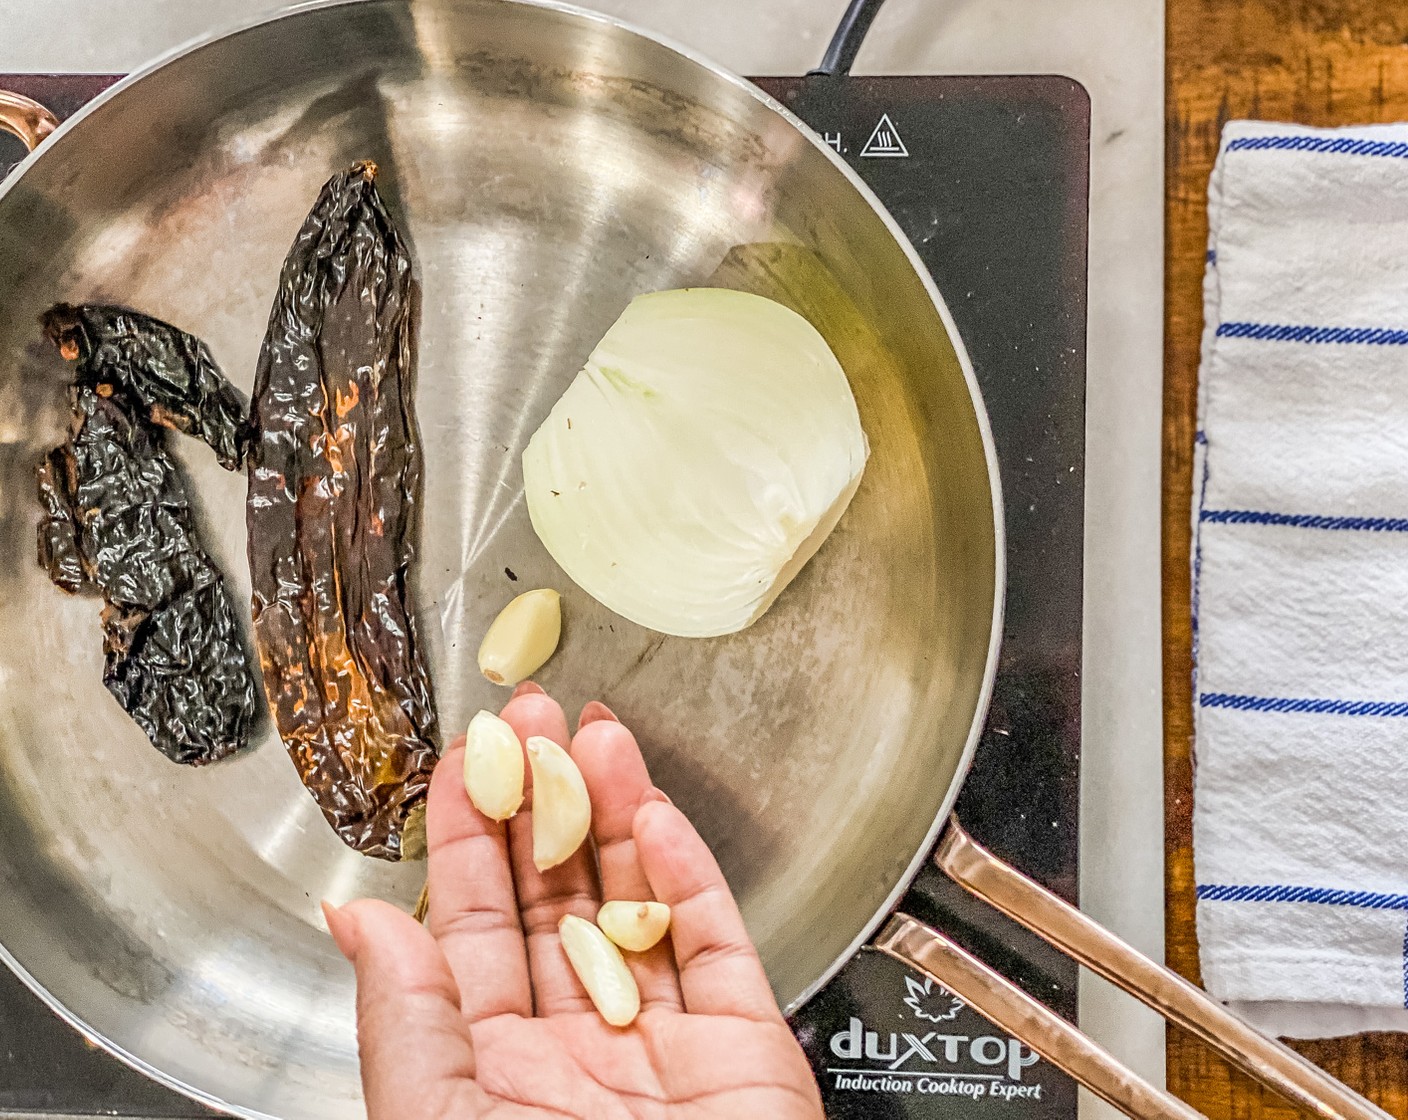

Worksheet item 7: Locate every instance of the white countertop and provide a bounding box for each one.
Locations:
[0,1,1167,1117]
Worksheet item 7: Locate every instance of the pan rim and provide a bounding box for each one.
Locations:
[0,0,1008,1113]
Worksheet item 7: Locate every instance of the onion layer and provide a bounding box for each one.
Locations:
[522,288,867,638]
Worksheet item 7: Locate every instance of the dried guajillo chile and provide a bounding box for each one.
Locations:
[247,161,438,861]
[36,304,257,765]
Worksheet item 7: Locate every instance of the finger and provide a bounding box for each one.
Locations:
[572,712,684,1011]
[326,900,488,1120]
[426,733,531,1021]
[577,699,617,727]
[634,799,782,1023]
[499,690,602,1016]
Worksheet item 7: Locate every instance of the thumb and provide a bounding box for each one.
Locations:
[325,899,483,1120]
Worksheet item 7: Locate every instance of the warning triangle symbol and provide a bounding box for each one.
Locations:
[860,113,909,158]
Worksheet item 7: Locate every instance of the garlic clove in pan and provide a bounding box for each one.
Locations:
[597,900,671,952]
[559,913,640,1027]
[526,735,591,871]
[478,588,562,686]
[462,710,525,822]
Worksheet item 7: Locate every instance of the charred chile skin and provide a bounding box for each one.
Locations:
[247,162,438,861]
[43,303,248,468]
[36,304,257,766]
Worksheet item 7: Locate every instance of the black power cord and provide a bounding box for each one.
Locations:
[808,0,890,78]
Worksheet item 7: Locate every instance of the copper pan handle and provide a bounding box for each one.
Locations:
[889,820,1390,1120]
[877,914,1203,1120]
[0,90,60,152]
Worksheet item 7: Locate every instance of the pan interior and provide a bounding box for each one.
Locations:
[0,2,999,1117]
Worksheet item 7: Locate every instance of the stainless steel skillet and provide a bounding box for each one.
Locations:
[0,2,1387,1118]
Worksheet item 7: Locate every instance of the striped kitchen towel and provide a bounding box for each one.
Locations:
[1194,120,1408,1039]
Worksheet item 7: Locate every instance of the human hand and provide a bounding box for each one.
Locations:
[322,683,824,1119]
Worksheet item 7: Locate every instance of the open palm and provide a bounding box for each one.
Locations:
[324,685,823,1120]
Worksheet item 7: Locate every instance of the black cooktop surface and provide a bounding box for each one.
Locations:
[0,71,1089,1119]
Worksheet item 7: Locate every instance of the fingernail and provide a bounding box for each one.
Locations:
[512,681,546,698]
[321,900,361,962]
[578,700,619,727]
[643,786,672,806]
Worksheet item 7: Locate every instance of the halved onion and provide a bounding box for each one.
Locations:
[522,288,867,638]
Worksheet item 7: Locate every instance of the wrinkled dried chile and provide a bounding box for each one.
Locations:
[247,162,438,861]
[36,304,257,765]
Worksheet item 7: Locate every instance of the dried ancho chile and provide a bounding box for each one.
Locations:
[36,304,257,765]
[247,161,438,861]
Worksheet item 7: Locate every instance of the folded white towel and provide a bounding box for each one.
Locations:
[1194,120,1408,1039]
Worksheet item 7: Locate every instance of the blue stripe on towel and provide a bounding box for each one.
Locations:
[1200,692,1408,717]
[1201,509,1408,532]
[1217,321,1408,345]
[1198,883,1408,909]
[1227,134,1408,160]
[1201,882,1408,1006]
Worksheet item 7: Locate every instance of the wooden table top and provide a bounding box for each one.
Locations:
[1166,1,1408,1115]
